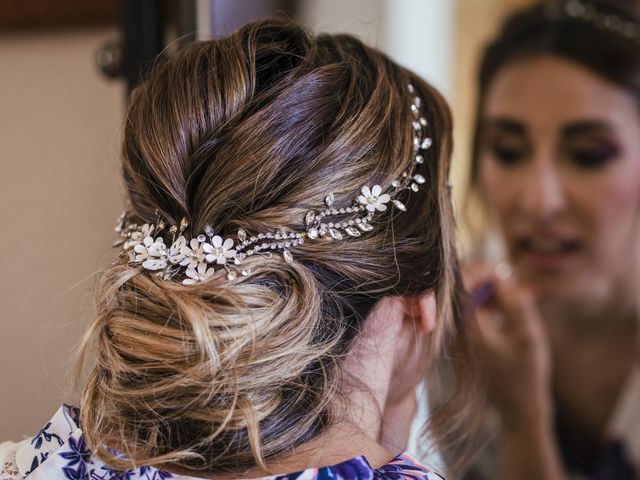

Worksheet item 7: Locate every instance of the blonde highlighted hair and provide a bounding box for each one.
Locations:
[77,17,478,476]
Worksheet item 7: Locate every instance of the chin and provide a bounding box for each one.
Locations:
[518,268,613,311]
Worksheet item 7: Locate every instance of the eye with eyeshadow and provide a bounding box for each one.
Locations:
[490,142,529,166]
[479,120,530,168]
[565,142,621,170]
[560,122,623,171]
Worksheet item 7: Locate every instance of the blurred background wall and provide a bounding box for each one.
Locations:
[0,25,124,437]
[0,0,535,440]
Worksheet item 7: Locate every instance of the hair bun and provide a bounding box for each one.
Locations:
[82,257,333,471]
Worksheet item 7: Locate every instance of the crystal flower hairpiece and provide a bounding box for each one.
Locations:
[113,83,432,285]
[550,0,640,45]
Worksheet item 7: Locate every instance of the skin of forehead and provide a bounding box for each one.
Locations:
[482,54,639,138]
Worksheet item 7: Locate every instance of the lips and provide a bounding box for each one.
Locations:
[513,234,583,272]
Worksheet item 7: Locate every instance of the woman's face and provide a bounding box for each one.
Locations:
[478,55,640,304]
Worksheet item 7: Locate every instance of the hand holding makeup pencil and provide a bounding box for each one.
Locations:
[465,263,553,431]
[464,264,567,479]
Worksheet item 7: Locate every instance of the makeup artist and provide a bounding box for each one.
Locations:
[461,1,640,479]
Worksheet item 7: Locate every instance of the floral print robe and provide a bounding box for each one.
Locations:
[0,405,444,480]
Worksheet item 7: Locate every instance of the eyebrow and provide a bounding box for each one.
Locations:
[562,120,615,138]
[481,117,527,135]
[481,118,616,139]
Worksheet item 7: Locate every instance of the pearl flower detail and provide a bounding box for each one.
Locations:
[183,262,215,285]
[134,236,168,271]
[357,185,391,212]
[204,236,236,265]
[167,235,188,265]
[179,237,209,270]
[124,223,154,249]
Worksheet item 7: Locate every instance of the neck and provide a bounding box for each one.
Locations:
[543,296,639,441]
[166,389,394,480]
[262,406,394,473]
[167,422,393,480]
[166,305,403,480]
[259,313,402,473]
[540,295,638,338]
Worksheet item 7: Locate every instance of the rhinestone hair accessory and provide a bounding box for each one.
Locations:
[113,83,432,285]
[549,0,640,44]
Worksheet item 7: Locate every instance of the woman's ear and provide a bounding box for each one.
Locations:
[401,292,437,333]
[418,292,437,333]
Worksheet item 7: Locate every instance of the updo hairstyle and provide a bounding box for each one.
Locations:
[78,17,474,475]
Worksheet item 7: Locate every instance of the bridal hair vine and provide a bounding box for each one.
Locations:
[113,83,432,285]
[549,0,640,44]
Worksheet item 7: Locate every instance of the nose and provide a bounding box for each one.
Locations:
[519,158,567,222]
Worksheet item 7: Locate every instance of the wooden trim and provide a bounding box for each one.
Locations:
[0,0,118,31]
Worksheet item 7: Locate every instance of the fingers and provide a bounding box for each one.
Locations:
[474,274,549,367]
[463,262,543,348]
[464,262,534,329]
[492,278,537,335]
[463,264,552,421]
[492,277,530,307]
[475,306,508,351]
[462,262,496,293]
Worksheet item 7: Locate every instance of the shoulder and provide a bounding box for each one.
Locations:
[0,405,83,480]
[1,405,197,480]
[375,452,445,480]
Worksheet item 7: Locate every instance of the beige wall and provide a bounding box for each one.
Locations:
[0,28,124,438]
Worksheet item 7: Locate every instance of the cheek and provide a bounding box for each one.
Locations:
[478,157,520,224]
[579,161,640,253]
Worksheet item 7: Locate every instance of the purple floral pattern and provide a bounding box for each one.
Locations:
[14,405,444,480]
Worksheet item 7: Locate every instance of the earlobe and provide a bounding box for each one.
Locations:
[418,293,437,333]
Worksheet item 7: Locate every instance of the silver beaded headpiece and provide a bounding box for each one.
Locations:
[113,83,432,285]
[551,0,640,44]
